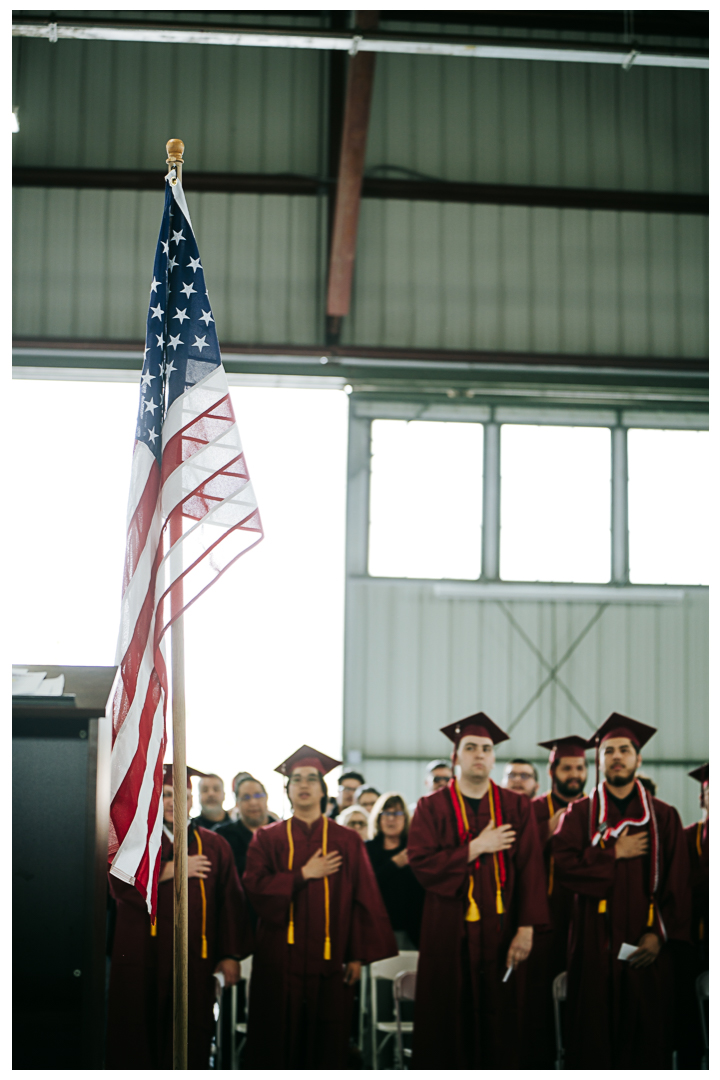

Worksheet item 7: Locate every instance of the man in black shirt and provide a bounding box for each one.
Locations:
[216,776,273,899]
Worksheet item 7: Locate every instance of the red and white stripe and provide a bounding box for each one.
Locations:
[108,354,262,915]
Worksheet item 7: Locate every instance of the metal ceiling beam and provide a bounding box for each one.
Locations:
[326,12,379,344]
[12,167,709,217]
[11,21,708,69]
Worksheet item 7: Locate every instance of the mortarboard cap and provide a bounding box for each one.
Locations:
[440,711,509,748]
[591,712,656,751]
[538,735,590,767]
[688,763,709,785]
[162,764,209,790]
[274,745,343,778]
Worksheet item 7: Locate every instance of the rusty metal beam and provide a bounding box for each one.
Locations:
[325,12,379,345]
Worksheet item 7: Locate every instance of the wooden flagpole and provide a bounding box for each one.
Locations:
[166,137,188,1072]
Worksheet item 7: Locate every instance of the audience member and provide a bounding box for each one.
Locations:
[228,772,253,821]
[337,804,370,841]
[106,765,251,1069]
[242,746,396,1068]
[192,773,232,830]
[217,777,272,885]
[353,783,380,813]
[366,792,424,949]
[328,769,365,818]
[425,758,453,792]
[502,758,539,798]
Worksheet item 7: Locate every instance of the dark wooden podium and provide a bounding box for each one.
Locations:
[13,665,115,1070]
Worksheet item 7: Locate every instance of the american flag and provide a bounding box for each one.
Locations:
[108,176,263,913]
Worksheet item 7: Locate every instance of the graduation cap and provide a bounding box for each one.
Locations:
[538,735,590,769]
[162,764,209,790]
[590,712,656,751]
[688,763,709,785]
[440,711,510,748]
[274,745,343,778]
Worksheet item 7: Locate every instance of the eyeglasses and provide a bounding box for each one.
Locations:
[239,792,266,802]
[381,810,405,818]
[432,776,451,786]
[289,774,321,784]
[507,772,535,782]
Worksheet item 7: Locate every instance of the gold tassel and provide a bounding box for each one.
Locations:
[150,918,157,937]
[647,901,654,928]
[465,877,480,922]
[322,817,332,958]
[196,830,208,960]
[496,887,504,915]
[598,899,607,913]
[286,819,296,945]
[547,856,554,897]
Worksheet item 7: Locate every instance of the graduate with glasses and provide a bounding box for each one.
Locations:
[242,746,396,1068]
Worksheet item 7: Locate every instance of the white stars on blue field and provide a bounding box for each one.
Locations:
[135,182,222,462]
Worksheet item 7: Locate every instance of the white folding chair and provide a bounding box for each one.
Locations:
[230,955,253,1070]
[369,952,419,1070]
[393,970,417,1068]
[552,971,568,1070]
[696,970,709,1070]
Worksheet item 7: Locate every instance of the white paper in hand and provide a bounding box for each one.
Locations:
[618,942,638,961]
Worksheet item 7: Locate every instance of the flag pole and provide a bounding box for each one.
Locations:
[166,137,189,1072]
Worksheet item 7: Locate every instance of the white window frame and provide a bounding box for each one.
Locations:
[352,399,708,601]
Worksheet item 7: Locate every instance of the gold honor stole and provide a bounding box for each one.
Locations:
[449,778,506,920]
[151,827,208,957]
[286,816,332,959]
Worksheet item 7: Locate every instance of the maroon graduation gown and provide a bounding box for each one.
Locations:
[242,815,397,1069]
[551,789,691,1069]
[685,818,709,967]
[518,791,574,1068]
[674,819,709,1067]
[407,785,549,1070]
[106,825,252,1070]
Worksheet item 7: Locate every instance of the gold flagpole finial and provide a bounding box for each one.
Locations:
[166,139,184,185]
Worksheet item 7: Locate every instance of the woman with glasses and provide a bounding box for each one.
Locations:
[366,793,424,949]
[337,804,370,841]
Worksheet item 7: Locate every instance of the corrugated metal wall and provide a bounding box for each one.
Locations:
[344,580,708,824]
[12,187,323,343]
[13,31,708,356]
[344,202,707,356]
[366,56,708,192]
[13,36,323,174]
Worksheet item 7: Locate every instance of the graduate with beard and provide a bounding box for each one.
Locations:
[407,713,549,1070]
[519,735,590,1068]
[242,746,396,1069]
[106,765,251,1069]
[552,714,691,1069]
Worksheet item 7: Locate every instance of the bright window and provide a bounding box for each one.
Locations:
[368,419,483,580]
[500,425,611,582]
[10,378,348,813]
[628,428,709,584]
